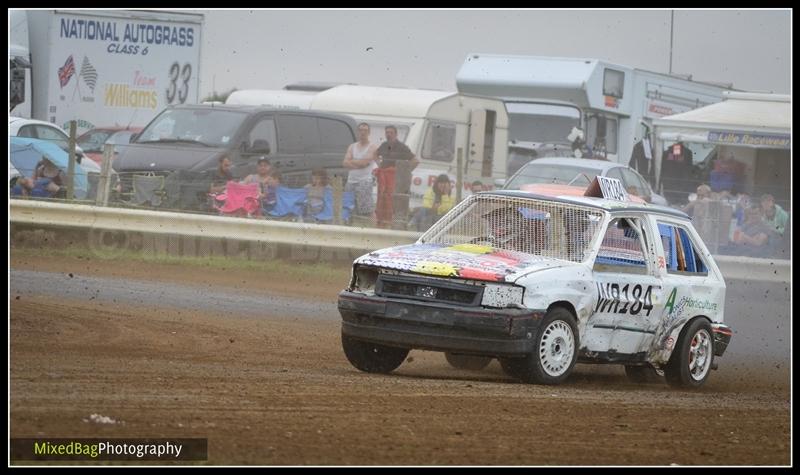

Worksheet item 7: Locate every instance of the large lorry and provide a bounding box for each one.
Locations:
[9,9,203,135]
[455,54,734,174]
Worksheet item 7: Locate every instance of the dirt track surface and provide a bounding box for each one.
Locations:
[10,255,791,465]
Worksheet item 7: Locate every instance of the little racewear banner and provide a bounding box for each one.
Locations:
[707,130,790,149]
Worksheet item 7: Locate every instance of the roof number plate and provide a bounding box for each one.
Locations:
[596,176,629,202]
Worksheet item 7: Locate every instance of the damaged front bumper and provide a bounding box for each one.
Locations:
[338,290,546,357]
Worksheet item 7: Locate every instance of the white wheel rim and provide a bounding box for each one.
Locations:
[539,320,575,377]
[688,329,713,381]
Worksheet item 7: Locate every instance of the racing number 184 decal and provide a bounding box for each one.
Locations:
[594,283,655,316]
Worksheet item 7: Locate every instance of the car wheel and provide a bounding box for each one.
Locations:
[444,353,492,371]
[501,307,578,385]
[341,333,409,374]
[624,365,662,383]
[664,318,714,389]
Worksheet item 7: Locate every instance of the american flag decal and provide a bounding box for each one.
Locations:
[80,56,98,91]
[58,55,75,89]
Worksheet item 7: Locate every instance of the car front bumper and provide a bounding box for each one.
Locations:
[338,290,546,357]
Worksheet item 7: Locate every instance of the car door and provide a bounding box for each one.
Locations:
[274,113,319,187]
[586,214,664,357]
[651,218,725,357]
[234,114,276,179]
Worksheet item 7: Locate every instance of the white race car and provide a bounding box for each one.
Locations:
[339,178,731,388]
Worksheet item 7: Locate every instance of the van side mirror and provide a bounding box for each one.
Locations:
[129,133,139,143]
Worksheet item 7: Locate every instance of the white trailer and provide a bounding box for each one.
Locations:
[456,54,732,168]
[227,85,510,203]
[9,9,203,135]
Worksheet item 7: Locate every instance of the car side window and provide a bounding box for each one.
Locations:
[605,168,623,182]
[620,168,647,197]
[657,222,708,275]
[248,118,276,155]
[277,115,318,154]
[18,125,37,138]
[35,125,68,142]
[318,118,354,153]
[594,217,648,274]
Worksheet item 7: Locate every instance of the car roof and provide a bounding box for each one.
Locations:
[83,127,143,132]
[521,157,622,171]
[479,189,690,219]
[8,116,65,130]
[166,104,358,122]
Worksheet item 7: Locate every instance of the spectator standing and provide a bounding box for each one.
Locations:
[343,122,378,220]
[375,125,419,228]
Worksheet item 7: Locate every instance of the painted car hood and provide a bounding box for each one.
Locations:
[356,243,569,283]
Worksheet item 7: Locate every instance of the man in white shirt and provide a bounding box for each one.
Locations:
[343,122,378,220]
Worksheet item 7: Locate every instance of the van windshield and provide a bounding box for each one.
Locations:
[506,103,581,145]
[137,108,249,147]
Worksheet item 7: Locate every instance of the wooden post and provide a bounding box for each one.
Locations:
[456,148,463,202]
[333,175,344,225]
[96,143,114,206]
[66,120,77,200]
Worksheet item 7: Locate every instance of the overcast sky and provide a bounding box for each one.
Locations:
[197,9,790,98]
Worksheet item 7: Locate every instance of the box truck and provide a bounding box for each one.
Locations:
[9,9,203,135]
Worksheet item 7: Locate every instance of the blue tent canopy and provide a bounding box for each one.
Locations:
[10,136,88,199]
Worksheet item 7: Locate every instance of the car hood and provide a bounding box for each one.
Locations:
[355,243,570,283]
[113,143,226,172]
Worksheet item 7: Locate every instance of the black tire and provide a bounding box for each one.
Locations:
[341,333,409,374]
[501,307,579,385]
[664,318,714,389]
[624,365,662,383]
[499,357,525,380]
[444,353,492,371]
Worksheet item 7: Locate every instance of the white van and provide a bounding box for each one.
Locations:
[227,85,509,205]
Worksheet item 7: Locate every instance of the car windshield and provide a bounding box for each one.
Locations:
[77,130,113,152]
[505,163,601,190]
[420,194,604,262]
[136,108,248,147]
[108,130,137,145]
